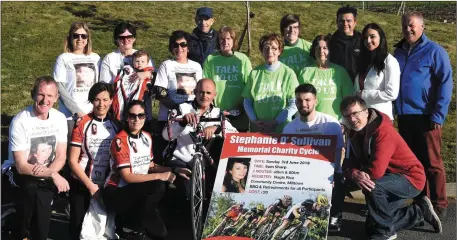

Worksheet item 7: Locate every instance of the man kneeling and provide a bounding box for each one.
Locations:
[340,96,442,240]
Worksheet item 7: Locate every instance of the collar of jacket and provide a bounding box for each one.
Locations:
[393,33,428,50]
[348,108,382,139]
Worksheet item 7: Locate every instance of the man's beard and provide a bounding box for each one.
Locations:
[298,109,312,117]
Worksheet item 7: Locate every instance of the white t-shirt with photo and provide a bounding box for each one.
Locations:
[154,59,203,121]
[8,106,68,167]
[282,111,344,172]
[99,49,155,84]
[53,52,101,119]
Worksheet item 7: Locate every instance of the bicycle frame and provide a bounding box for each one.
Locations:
[166,109,228,240]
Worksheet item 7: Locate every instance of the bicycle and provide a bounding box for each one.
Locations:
[166,109,238,240]
[257,213,282,240]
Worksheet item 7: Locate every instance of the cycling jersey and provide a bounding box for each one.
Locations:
[71,114,120,185]
[105,130,153,188]
[247,209,264,222]
[111,65,154,121]
[284,203,312,221]
[226,206,242,220]
[269,199,289,214]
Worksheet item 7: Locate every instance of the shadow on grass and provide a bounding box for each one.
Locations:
[62,2,151,32]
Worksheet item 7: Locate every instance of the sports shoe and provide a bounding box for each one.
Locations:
[434,206,447,220]
[417,196,442,233]
[369,232,397,240]
[328,217,342,232]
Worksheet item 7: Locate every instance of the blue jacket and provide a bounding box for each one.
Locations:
[393,34,453,125]
[188,28,218,66]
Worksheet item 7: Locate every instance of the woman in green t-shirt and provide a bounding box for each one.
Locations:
[297,34,354,120]
[203,26,252,131]
[242,33,299,133]
[279,14,314,76]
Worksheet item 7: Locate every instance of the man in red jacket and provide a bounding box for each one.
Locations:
[340,96,441,240]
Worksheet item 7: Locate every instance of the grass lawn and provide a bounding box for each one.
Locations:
[1,1,455,181]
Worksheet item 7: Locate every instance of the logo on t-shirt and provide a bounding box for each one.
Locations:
[74,63,96,88]
[28,136,56,166]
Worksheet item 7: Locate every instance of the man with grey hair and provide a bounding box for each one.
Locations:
[393,12,453,220]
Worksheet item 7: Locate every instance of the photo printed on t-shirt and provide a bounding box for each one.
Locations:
[28,135,56,166]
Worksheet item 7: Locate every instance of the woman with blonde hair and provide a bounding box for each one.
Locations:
[203,26,252,131]
[53,22,101,138]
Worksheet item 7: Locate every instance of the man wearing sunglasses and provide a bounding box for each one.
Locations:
[188,7,218,66]
[338,95,441,240]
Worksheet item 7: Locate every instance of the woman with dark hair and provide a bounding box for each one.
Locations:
[297,34,354,120]
[68,82,120,240]
[53,22,101,136]
[103,100,187,239]
[100,22,154,83]
[153,30,203,163]
[203,26,252,132]
[242,33,299,133]
[279,14,314,75]
[222,158,249,193]
[28,137,56,165]
[355,23,400,120]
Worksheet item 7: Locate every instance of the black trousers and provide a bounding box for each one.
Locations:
[15,174,56,240]
[102,180,167,240]
[68,178,91,240]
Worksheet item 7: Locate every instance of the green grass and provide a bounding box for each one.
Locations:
[1,2,455,181]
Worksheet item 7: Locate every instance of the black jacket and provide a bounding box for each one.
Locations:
[329,30,362,82]
[188,27,218,66]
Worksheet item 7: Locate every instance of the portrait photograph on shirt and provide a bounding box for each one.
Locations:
[175,72,197,96]
[91,123,97,135]
[222,157,250,193]
[27,136,56,166]
[74,63,96,88]
[115,138,122,152]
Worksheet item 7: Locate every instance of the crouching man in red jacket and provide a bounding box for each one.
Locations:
[339,96,442,240]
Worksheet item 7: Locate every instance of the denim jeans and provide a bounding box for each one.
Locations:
[364,173,423,236]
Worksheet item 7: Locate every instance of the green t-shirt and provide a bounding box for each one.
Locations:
[242,63,299,133]
[203,51,252,130]
[298,62,355,119]
[279,38,313,76]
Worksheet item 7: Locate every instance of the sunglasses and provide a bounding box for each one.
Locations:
[72,33,88,40]
[172,42,188,49]
[118,35,135,41]
[128,113,146,120]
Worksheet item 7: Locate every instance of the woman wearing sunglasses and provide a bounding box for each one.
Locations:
[100,22,154,84]
[103,100,184,240]
[153,30,202,163]
[53,22,101,141]
[67,82,120,240]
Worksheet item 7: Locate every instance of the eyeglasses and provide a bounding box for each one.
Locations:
[128,113,146,120]
[172,42,188,49]
[72,33,88,40]
[287,26,300,31]
[342,109,366,119]
[118,35,135,41]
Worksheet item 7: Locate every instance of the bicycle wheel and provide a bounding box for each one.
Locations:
[1,206,17,238]
[191,155,205,240]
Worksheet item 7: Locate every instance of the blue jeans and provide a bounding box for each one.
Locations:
[364,173,423,236]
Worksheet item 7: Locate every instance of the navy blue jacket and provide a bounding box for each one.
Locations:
[393,34,453,125]
[188,28,218,66]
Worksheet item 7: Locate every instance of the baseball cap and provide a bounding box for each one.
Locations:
[196,7,213,18]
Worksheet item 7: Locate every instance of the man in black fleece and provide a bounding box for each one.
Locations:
[188,7,218,66]
[329,5,362,82]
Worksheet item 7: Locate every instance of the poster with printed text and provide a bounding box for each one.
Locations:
[203,133,336,240]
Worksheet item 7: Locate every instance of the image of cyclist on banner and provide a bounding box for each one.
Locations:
[232,204,265,236]
[207,201,245,237]
[27,136,56,166]
[74,63,96,88]
[271,194,330,240]
[253,195,293,234]
[222,157,250,193]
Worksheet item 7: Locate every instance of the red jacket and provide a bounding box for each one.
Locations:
[343,109,425,190]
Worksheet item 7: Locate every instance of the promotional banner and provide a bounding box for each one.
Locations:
[203,133,337,240]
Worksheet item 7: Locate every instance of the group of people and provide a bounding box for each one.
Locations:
[5,4,453,240]
[208,195,329,240]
